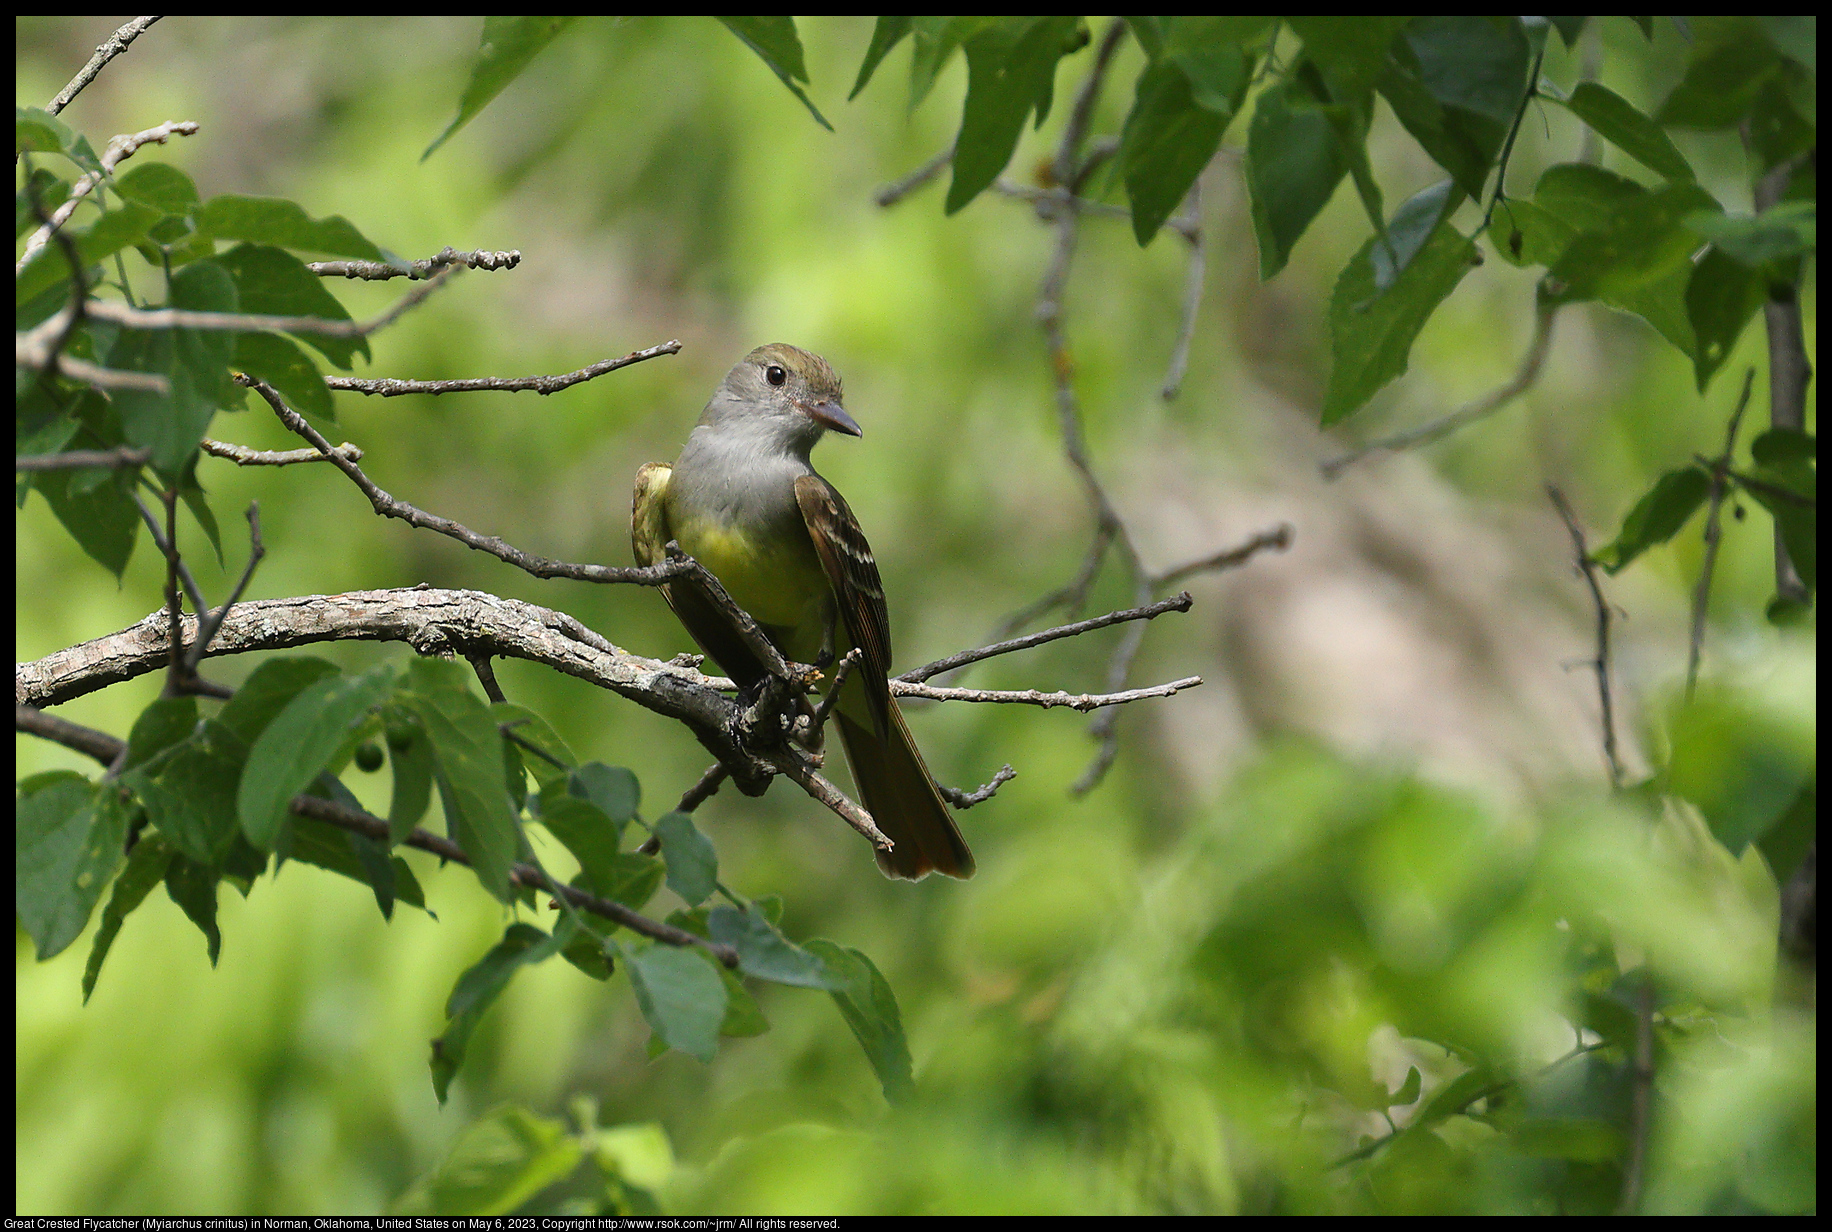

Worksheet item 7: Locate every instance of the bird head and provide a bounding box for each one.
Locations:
[703,343,861,450]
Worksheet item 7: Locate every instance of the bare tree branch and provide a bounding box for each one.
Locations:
[45,16,162,115]
[1321,302,1558,479]
[308,247,520,281]
[937,764,1017,809]
[15,445,152,471]
[1161,182,1206,400]
[199,439,362,466]
[1546,485,1624,790]
[895,675,1202,711]
[903,593,1194,684]
[18,120,200,271]
[873,143,955,207]
[184,502,265,675]
[324,340,682,397]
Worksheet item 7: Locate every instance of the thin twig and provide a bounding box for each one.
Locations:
[14,351,170,393]
[1686,368,1755,699]
[873,143,955,207]
[158,488,184,696]
[18,121,200,271]
[937,763,1017,809]
[323,340,682,397]
[15,445,152,471]
[307,247,520,281]
[46,16,162,115]
[1618,976,1656,1213]
[677,763,729,814]
[18,151,89,386]
[468,653,507,704]
[1547,485,1623,789]
[1479,41,1546,233]
[1753,153,1814,605]
[904,594,1193,684]
[199,439,362,466]
[60,263,455,336]
[808,648,863,736]
[183,502,265,674]
[1321,303,1558,478]
[1152,524,1294,588]
[130,492,207,615]
[1717,465,1815,509]
[1161,181,1206,400]
[894,675,1202,711]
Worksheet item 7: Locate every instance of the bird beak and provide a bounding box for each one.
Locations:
[801,399,862,437]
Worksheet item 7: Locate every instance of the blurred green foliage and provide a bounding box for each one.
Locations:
[17,15,1815,1216]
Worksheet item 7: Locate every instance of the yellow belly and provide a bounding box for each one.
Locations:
[670,511,830,640]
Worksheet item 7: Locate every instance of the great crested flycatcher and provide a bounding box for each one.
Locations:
[631,343,974,880]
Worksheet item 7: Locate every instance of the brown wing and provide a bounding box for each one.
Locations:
[633,460,769,690]
[795,473,893,738]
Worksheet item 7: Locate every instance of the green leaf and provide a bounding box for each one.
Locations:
[16,199,162,305]
[1247,71,1353,279]
[1387,1065,1423,1108]
[17,105,80,160]
[490,702,575,789]
[217,656,342,744]
[1415,1065,1499,1127]
[946,17,1080,214]
[164,854,222,966]
[191,194,383,260]
[907,16,985,113]
[569,762,639,826]
[1376,17,1523,201]
[237,664,396,850]
[1548,183,1723,304]
[1668,688,1817,860]
[123,696,200,772]
[1119,58,1236,246]
[404,657,519,902]
[383,708,435,846]
[1591,467,1711,574]
[215,243,368,371]
[125,719,247,865]
[392,1106,583,1218]
[804,939,913,1105]
[850,15,912,100]
[1686,248,1766,391]
[82,833,173,1003]
[31,456,138,577]
[1160,17,1266,110]
[537,792,624,888]
[624,941,728,1063]
[716,16,832,131]
[176,453,223,567]
[286,813,427,913]
[579,852,666,914]
[425,16,580,160]
[114,162,202,216]
[1758,777,1815,884]
[559,913,615,982]
[1511,1117,1627,1162]
[655,811,718,906]
[1288,17,1411,100]
[430,923,564,1103]
[1684,201,1816,268]
[233,332,333,422]
[708,905,838,989]
[1656,21,1780,130]
[1322,208,1477,424]
[15,165,69,238]
[1751,428,1816,468]
[1555,81,1696,182]
[1373,180,1461,290]
[16,775,130,960]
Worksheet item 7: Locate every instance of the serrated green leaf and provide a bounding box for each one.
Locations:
[1322,213,1477,424]
[114,162,201,215]
[431,924,564,1104]
[123,696,200,772]
[1556,81,1695,183]
[164,854,222,965]
[215,243,368,371]
[655,811,718,906]
[1549,184,1722,304]
[804,939,913,1104]
[1376,17,1522,200]
[624,941,727,1063]
[490,702,575,789]
[946,17,1080,214]
[237,664,395,850]
[1247,71,1353,279]
[709,905,838,989]
[1655,22,1780,130]
[580,852,666,915]
[17,775,129,960]
[850,15,912,100]
[1373,180,1461,290]
[83,833,173,1003]
[1592,467,1711,574]
[1288,17,1410,101]
[217,656,342,744]
[569,762,639,825]
[125,719,246,865]
[383,708,434,845]
[538,792,624,887]
[192,194,383,260]
[1684,201,1816,268]
[424,16,579,160]
[31,455,138,577]
[1686,248,1766,391]
[404,657,519,902]
[1119,59,1235,246]
[286,812,427,913]
[717,16,831,131]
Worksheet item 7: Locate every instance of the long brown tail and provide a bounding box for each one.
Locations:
[834,706,974,880]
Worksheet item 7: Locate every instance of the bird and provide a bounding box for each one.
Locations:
[632,343,974,879]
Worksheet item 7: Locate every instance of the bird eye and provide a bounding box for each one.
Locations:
[765,365,787,387]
